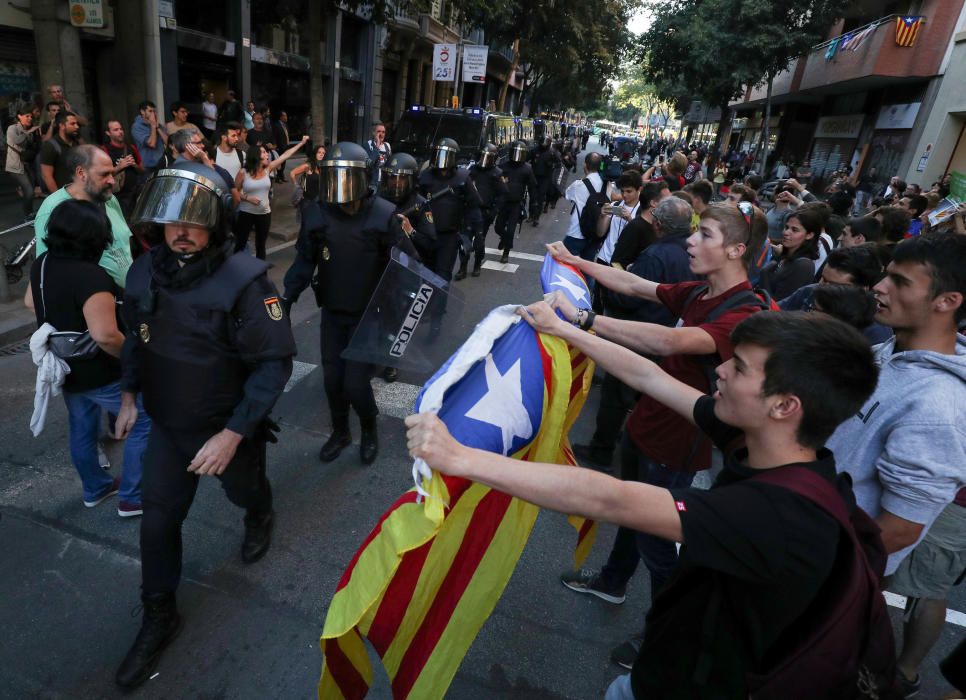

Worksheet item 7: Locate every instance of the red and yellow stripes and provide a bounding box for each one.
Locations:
[895,16,924,47]
[319,331,594,700]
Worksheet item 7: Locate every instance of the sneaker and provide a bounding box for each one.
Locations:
[610,635,644,670]
[118,501,143,518]
[98,447,111,471]
[560,568,626,604]
[84,477,120,508]
[896,671,920,699]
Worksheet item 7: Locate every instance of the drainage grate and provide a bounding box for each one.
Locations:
[0,340,29,356]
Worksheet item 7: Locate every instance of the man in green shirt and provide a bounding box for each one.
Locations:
[34,144,133,288]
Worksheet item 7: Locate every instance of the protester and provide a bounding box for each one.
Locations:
[547,201,771,665]
[29,199,149,516]
[130,100,168,173]
[406,309,881,700]
[164,101,192,135]
[214,121,245,182]
[595,170,643,268]
[610,180,668,269]
[563,152,612,257]
[101,119,145,218]
[364,121,391,187]
[201,92,218,139]
[839,216,884,248]
[234,137,309,259]
[759,208,821,300]
[5,104,40,219]
[828,233,966,577]
[39,111,80,193]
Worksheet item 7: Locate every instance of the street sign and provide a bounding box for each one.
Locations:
[433,43,456,82]
[68,0,104,28]
[462,45,488,84]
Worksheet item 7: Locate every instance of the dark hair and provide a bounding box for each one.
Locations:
[784,210,823,260]
[138,100,156,112]
[43,200,113,262]
[16,104,33,116]
[813,285,877,331]
[745,174,763,191]
[825,213,846,241]
[683,179,713,205]
[244,144,265,175]
[891,233,966,323]
[641,181,667,208]
[825,244,885,288]
[616,170,643,190]
[730,312,878,449]
[876,206,911,243]
[904,194,928,216]
[893,179,907,196]
[220,121,242,137]
[169,100,186,116]
[45,101,59,111]
[54,110,76,128]
[847,216,883,243]
[729,183,756,203]
[827,191,853,217]
[585,152,603,172]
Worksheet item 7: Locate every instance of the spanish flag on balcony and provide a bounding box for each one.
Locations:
[895,16,924,47]
[318,257,595,700]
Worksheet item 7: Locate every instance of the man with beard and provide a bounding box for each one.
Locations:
[33,145,134,288]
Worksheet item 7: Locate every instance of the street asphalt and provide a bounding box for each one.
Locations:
[1,144,962,699]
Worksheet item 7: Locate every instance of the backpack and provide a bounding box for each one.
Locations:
[577,178,610,239]
[745,467,898,700]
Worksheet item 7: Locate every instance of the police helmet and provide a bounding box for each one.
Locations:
[478,143,499,169]
[509,140,529,163]
[432,137,459,170]
[130,161,233,244]
[380,152,419,203]
[319,141,371,204]
[541,136,553,149]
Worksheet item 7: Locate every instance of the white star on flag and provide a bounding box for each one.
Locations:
[465,353,534,455]
[551,273,588,305]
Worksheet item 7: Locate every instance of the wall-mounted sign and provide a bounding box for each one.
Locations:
[813,113,864,139]
[875,102,921,130]
[69,0,104,28]
[462,45,488,84]
[433,43,456,82]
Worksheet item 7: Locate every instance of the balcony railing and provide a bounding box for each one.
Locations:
[811,14,901,53]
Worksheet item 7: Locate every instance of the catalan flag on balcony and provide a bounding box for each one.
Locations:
[318,259,595,700]
[895,16,924,47]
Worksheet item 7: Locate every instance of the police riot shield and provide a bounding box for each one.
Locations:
[341,247,467,379]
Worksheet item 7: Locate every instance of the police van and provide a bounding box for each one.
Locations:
[391,105,537,167]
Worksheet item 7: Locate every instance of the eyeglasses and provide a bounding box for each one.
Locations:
[736,200,754,245]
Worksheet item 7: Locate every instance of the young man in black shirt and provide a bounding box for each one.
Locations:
[405,309,879,699]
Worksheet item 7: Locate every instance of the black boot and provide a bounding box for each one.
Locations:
[319,422,351,462]
[471,257,482,277]
[500,249,510,264]
[360,419,378,465]
[241,509,274,563]
[115,592,182,690]
[454,261,468,281]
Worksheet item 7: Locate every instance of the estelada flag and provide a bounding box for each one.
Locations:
[895,16,924,47]
[319,258,595,700]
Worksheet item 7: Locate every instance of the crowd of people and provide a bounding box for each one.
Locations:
[13,85,966,699]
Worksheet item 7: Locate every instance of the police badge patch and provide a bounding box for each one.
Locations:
[139,323,150,343]
[424,210,434,224]
[322,245,331,261]
[263,296,284,321]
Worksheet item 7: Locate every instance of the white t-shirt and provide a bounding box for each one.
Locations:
[564,172,614,240]
[597,201,641,264]
[202,101,218,130]
[216,147,244,181]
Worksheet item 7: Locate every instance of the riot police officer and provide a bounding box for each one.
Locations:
[457,143,507,280]
[530,136,561,225]
[417,137,482,302]
[282,142,418,465]
[380,152,436,254]
[494,140,536,263]
[115,162,296,690]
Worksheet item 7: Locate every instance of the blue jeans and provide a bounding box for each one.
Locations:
[63,382,150,503]
[599,434,696,599]
[605,673,634,700]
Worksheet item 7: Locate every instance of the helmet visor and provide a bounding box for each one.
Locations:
[320,164,369,203]
[510,144,528,162]
[433,146,457,170]
[380,172,414,202]
[130,169,222,230]
[479,151,497,168]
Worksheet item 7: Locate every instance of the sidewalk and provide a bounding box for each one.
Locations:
[0,163,305,349]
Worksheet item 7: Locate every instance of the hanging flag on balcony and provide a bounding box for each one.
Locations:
[824,36,841,60]
[843,23,877,51]
[895,16,925,47]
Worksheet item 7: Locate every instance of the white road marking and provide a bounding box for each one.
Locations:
[284,360,317,392]
[482,260,519,273]
[484,247,544,262]
[884,591,966,628]
[266,238,298,256]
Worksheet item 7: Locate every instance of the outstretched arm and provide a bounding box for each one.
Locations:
[269,135,310,171]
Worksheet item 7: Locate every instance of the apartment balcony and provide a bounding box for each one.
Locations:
[732,0,964,108]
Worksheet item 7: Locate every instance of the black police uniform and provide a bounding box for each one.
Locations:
[460,163,507,269]
[530,145,560,223]
[394,192,437,254]
[494,161,537,253]
[121,242,296,595]
[283,194,417,431]
[417,167,482,286]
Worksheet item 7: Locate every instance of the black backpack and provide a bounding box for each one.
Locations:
[577,178,610,239]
